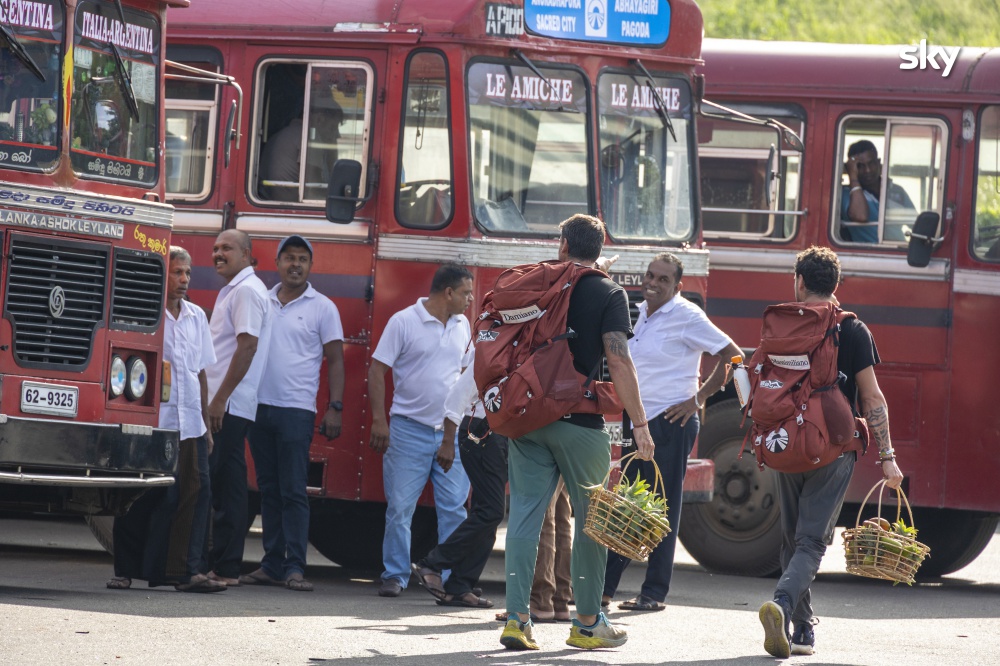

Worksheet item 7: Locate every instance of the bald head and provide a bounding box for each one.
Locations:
[213,229,254,282]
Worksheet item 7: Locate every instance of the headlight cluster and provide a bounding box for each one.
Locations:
[110,355,148,400]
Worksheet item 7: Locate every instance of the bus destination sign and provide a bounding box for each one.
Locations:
[524,0,670,47]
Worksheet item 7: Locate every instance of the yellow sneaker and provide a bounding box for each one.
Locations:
[566,613,628,650]
[500,614,539,650]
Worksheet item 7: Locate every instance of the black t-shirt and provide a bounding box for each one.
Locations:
[563,273,633,429]
[837,316,880,413]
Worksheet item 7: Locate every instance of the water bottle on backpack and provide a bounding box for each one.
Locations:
[732,355,751,408]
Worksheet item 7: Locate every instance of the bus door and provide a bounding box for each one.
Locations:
[169,46,385,501]
[951,103,1000,509]
[828,109,953,505]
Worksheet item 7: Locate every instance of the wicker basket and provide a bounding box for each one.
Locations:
[842,480,931,585]
[582,452,671,562]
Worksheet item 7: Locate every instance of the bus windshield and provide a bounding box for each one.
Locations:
[598,71,695,242]
[70,0,160,186]
[468,61,590,235]
[0,0,64,171]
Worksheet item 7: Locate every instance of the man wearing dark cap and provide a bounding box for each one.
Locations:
[240,235,345,591]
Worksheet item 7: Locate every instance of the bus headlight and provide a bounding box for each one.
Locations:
[125,357,148,401]
[110,355,126,397]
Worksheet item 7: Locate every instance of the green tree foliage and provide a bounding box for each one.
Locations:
[703,0,1000,46]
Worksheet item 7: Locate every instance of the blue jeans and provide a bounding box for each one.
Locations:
[382,415,469,586]
[248,404,315,579]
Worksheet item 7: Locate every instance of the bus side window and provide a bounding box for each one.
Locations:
[165,56,221,202]
[698,109,802,241]
[973,106,1000,261]
[396,50,453,228]
[253,60,372,206]
[835,117,945,246]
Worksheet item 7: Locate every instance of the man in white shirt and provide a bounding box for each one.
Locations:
[240,235,344,592]
[603,252,740,612]
[410,350,506,608]
[203,229,273,586]
[108,247,224,593]
[368,264,474,598]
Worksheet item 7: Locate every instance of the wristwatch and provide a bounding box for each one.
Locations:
[328,401,343,411]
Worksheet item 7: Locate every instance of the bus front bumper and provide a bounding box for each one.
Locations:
[0,415,177,487]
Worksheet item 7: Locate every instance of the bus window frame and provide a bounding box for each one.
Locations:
[247,56,376,209]
[832,113,949,249]
[164,98,218,203]
[465,56,595,239]
[699,102,805,243]
[597,66,699,246]
[395,48,454,231]
[972,104,1000,264]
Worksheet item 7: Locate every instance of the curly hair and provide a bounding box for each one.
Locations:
[794,246,842,297]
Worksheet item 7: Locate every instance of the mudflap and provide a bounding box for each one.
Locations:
[682,458,715,503]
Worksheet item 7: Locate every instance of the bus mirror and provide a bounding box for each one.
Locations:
[326,159,363,223]
[224,100,237,168]
[906,211,942,268]
[782,127,804,153]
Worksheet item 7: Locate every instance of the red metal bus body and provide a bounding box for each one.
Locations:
[679,39,1000,577]
[0,0,184,515]
[164,0,715,567]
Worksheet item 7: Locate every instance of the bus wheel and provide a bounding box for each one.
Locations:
[85,515,115,555]
[308,500,438,570]
[678,399,782,577]
[910,508,999,578]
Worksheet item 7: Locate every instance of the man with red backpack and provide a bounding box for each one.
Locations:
[488,214,654,652]
[758,246,903,658]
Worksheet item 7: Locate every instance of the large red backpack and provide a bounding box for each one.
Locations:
[472,260,623,439]
[743,301,868,473]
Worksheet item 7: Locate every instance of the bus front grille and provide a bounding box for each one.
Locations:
[111,249,164,331]
[4,236,108,369]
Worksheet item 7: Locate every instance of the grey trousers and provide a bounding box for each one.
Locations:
[774,452,856,625]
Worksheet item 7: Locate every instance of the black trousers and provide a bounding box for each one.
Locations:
[424,416,508,596]
[114,436,209,585]
[202,412,251,578]
[604,412,699,602]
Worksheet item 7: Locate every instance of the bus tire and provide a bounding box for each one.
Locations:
[308,499,438,570]
[909,508,999,578]
[85,515,115,555]
[678,399,782,577]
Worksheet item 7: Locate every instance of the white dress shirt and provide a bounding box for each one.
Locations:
[205,265,272,421]
[629,295,734,418]
[372,298,470,428]
[160,299,216,440]
[258,283,344,413]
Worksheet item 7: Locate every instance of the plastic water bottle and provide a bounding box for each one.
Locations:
[732,356,751,408]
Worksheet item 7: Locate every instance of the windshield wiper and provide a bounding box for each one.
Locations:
[107,0,139,120]
[511,48,550,86]
[0,22,46,82]
[109,42,140,121]
[629,59,676,142]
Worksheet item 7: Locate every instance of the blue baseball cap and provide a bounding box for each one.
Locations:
[276,234,313,259]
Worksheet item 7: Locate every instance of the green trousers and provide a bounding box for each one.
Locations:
[505,420,611,616]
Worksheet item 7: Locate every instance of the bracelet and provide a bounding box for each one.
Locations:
[632,419,648,429]
[878,447,895,460]
[877,456,896,465]
[850,185,863,194]
[694,395,703,410]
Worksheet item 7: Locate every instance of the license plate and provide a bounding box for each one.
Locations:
[21,381,79,417]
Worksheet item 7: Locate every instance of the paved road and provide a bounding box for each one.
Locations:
[1,515,998,665]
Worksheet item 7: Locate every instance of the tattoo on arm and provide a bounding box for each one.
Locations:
[602,331,629,359]
[864,404,891,451]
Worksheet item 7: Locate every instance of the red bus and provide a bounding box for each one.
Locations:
[163,0,715,567]
[0,0,183,516]
[679,39,1000,577]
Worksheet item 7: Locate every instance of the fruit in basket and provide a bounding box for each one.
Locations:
[892,519,918,538]
[864,517,891,531]
[863,554,876,566]
[879,536,904,555]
